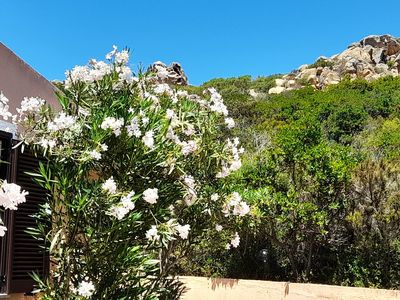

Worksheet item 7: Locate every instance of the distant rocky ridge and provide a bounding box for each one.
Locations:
[269,35,400,94]
[149,61,188,86]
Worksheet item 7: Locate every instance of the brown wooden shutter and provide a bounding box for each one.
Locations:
[0,131,13,294]
[9,146,49,293]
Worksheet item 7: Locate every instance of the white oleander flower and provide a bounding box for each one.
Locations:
[216,138,243,177]
[215,224,223,232]
[142,131,154,148]
[120,191,135,211]
[65,66,91,88]
[181,140,198,156]
[88,150,101,160]
[88,59,112,82]
[0,225,7,237]
[117,65,133,82]
[38,138,56,149]
[78,106,90,117]
[176,224,190,239]
[216,164,231,179]
[207,88,228,116]
[115,49,129,65]
[106,45,118,60]
[77,280,95,298]
[65,59,113,86]
[176,90,189,98]
[153,83,173,96]
[210,101,228,116]
[108,191,135,220]
[233,200,250,217]
[230,161,242,173]
[230,192,242,202]
[168,205,175,215]
[143,92,160,105]
[184,125,195,137]
[222,192,250,217]
[0,181,28,210]
[0,92,12,120]
[145,225,160,241]
[141,117,149,125]
[211,193,219,201]
[108,205,129,220]
[183,175,197,206]
[166,127,181,144]
[126,117,141,138]
[0,92,8,104]
[224,117,235,129]
[183,175,196,190]
[184,194,197,206]
[47,112,77,132]
[166,109,176,120]
[43,203,51,215]
[230,232,240,248]
[101,117,124,136]
[143,188,158,204]
[102,177,117,194]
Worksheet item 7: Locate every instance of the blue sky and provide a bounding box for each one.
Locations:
[1,0,400,85]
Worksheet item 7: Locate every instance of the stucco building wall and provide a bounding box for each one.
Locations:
[0,42,58,114]
[179,276,400,300]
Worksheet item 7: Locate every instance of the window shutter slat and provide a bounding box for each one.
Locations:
[9,148,49,293]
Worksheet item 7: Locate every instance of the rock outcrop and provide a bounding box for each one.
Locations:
[269,35,400,94]
[149,61,188,86]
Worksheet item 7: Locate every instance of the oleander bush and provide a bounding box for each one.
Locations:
[10,47,250,299]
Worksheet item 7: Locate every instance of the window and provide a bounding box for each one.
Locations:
[0,131,12,294]
[0,132,48,295]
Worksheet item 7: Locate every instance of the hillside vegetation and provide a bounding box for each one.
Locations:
[179,75,400,288]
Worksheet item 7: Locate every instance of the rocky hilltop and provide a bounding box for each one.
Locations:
[269,34,400,94]
[148,61,188,86]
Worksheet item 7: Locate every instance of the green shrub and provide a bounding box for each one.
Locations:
[308,58,335,69]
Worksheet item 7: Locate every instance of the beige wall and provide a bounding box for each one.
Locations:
[0,294,33,299]
[0,42,58,115]
[6,277,400,299]
[179,276,400,300]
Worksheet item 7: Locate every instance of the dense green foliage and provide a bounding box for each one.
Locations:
[182,76,400,288]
